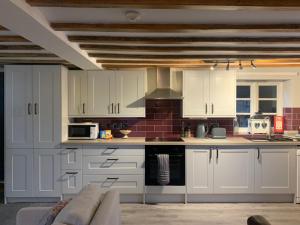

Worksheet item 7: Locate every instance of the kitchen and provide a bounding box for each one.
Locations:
[2,1,300,225]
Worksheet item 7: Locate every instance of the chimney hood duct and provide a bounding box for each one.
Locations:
[146,67,183,100]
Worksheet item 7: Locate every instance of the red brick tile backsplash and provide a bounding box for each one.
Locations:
[283,107,300,131]
[75,100,234,138]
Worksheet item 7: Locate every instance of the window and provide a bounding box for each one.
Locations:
[235,82,283,134]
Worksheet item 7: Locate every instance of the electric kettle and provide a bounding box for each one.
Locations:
[196,124,208,138]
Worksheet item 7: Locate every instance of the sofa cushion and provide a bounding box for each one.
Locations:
[54,184,103,225]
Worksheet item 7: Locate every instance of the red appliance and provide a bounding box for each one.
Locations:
[274,116,284,134]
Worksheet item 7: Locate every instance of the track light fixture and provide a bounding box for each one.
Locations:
[226,60,230,71]
[210,62,218,70]
[251,60,256,69]
[239,60,243,70]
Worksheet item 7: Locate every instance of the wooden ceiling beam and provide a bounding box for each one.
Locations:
[0,45,43,50]
[0,59,69,64]
[0,53,57,58]
[25,0,300,9]
[69,36,300,44]
[52,23,300,32]
[97,59,205,65]
[81,44,300,53]
[89,53,300,60]
[0,36,29,42]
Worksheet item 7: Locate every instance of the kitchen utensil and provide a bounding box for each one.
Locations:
[120,130,132,139]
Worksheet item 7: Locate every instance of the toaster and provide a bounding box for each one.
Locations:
[211,128,227,139]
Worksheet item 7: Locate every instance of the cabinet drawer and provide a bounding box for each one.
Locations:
[83,174,144,194]
[61,170,82,194]
[83,146,145,156]
[61,148,82,170]
[83,156,144,174]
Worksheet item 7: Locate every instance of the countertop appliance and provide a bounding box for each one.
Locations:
[211,127,226,139]
[248,114,271,135]
[145,145,185,186]
[68,123,99,140]
[196,124,208,138]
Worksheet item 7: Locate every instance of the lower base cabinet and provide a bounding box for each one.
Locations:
[61,170,83,194]
[255,147,296,194]
[33,149,61,197]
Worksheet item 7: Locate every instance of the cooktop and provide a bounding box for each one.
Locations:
[145,137,184,142]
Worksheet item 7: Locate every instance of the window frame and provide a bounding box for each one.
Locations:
[235,81,283,134]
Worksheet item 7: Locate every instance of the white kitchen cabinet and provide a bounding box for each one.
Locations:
[183,70,210,117]
[61,170,82,194]
[61,147,82,170]
[214,148,254,193]
[209,70,236,117]
[183,69,236,118]
[255,147,296,194]
[5,66,33,148]
[186,148,214,194]
[33,66,61,148]
[33,149,61,197]
[5,148,33,197]
[68,70,88,116]
[87,70,114,116]
[115,70,145,117]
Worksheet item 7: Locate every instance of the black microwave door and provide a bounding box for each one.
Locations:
[69,126,90,138]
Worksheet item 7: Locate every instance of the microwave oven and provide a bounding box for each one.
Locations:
[68,123,99,140]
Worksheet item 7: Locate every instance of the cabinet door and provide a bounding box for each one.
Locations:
[33,66,61,148]
[33,149,61,197]
[87,71,114,116]
[68,70,88,116]
[209,70,236,117]
[5,65,33,148]
[5,148,33,197]
[183,70,210,117]
[61,170,82,194]
[186,149,213,194]
[115,70,145,117]
[61,147,82,170]
[214,149,254,193]
[255,148,296,194]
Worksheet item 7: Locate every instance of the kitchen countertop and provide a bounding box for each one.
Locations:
[62,137,300,146]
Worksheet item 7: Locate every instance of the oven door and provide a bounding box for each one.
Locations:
[145,146,185,186]
[68,125,92,139]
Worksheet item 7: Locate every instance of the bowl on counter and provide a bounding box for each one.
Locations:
[120,130,132,139]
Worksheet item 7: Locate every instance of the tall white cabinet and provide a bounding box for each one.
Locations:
[68,69,146,117]
[183,69,236,118]
[5,65,68,199]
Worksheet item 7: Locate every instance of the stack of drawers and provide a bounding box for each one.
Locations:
[61,145,145,194]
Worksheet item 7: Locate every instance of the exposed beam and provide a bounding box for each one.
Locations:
[69,36,300,44]
[0,53,57,58]
[97,59,205,65]
[0,25,7,31]
[81,44,300,53]
[89,53,300,60]
[0,35,29,42]
[25,0,300,9]
[0,0,99,70]
[52,23,300,32]
[0,59,69,64]
[0,45,43,50]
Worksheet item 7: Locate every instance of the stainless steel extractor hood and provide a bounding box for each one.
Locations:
[146,67,183,100]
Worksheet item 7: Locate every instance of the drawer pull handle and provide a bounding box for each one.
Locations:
[106,177,119,180]
[65,172,78,175]
[107,147,119,150]
[107,158,119,161]
[66,147,78,150]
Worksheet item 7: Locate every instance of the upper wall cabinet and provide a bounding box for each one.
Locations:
[5,65,66,149]
[183,69,236,118]
[68,69,145,117]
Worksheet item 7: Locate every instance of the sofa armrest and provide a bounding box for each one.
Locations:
[16,207,52,225]
[90,190,121,225]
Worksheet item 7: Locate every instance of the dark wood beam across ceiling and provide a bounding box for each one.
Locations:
[0,25,7,31]
[52,23,300,32]
[80,44,300,53]
[90,53,300,60]
[0,45,43,50]
[0,53,57,58]
[69,36,300,44]
[0,36,29,42]
[25,0,300,8]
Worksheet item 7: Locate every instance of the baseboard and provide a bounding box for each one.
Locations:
[6,197,60,203]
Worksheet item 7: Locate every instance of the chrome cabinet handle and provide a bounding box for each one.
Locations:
[111,103,114,114]
[209,148,212,162]
[34,103,38,115]
[107,158,119,161]
[66,147,78,150]
[118,103,120,114]
[28,103,32,115]
[65,172,78,175]
[106,177,119,181]
[212,104,214,114]
[257,147,260,160]
[83,103,85,114]
[216,148,219,160]
[205,103,208,114]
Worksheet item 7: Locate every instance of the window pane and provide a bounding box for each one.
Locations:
[236,100,250,113]
[237,86,250,98]
[237,115,250,128]
[259,100,277,113]
[259,86,277,98]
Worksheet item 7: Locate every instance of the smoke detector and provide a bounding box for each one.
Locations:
[125,10,141,22]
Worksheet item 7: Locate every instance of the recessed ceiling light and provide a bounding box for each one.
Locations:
[125,10,141,22]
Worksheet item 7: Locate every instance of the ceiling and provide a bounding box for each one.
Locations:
[2,0,300,69]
